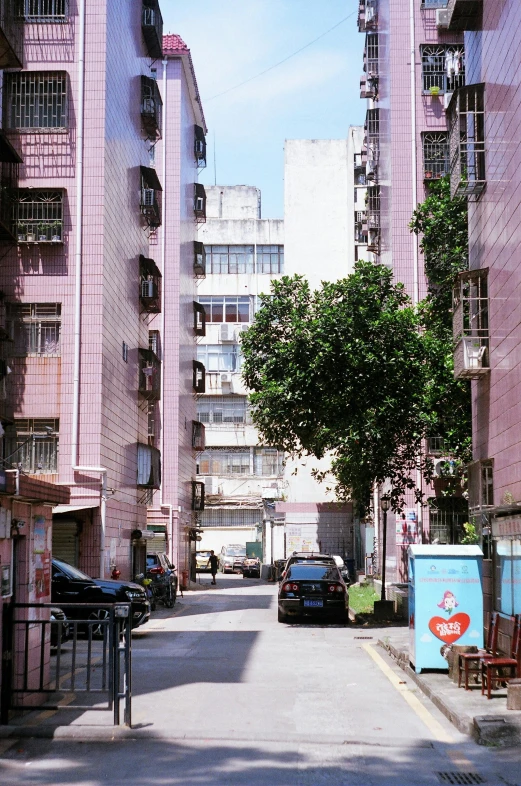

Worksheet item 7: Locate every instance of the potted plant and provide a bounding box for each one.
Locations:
[50,220,61,242]
[429,85,441,97]
[38,222,49,242]
[17,222,27,242]
[26,227,36,242]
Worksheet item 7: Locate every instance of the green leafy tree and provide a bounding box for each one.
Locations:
[241,262,433,513]
[410,176,472,472]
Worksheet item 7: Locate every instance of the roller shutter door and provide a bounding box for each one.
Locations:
[148,534,166,554]
[52,520,79,566]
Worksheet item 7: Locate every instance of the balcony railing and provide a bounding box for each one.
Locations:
[139,255,162,313]
[14,189,63,243]
[422,132,449,181]
[142,0,163,58]
[140,166,162,228]
[453,269,489,379]
[141,75,162,139]
[449,84,486,200]
[138,348,161,400]
[446,0,482,31]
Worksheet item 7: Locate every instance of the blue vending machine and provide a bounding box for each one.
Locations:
[408,545,484,673]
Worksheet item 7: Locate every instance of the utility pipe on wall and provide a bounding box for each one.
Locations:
[160,58,167,509]
[73,466,107,579]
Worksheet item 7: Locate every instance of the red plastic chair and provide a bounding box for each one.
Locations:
[458,611,499,690]
[481,614,521,699]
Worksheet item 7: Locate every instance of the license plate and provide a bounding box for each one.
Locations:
[304,599,323,608]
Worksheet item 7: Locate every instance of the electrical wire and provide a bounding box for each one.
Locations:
[203,9,357,103]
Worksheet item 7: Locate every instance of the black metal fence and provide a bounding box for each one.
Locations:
[1,602,131,726]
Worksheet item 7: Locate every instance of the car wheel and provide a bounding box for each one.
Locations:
[88,608,111,639]
[165,584,175,609]
[277,608,287,624]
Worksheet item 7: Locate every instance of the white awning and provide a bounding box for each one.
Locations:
[53,503,99,514]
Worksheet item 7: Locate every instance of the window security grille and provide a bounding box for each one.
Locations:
[138,348,161,400]
[194,183,206,223]
[366,108,379,140]
[139,255,161,313]
[192,420,205,450]
[142,0,163,59]
[194,241,206,277]
[194,125,206,167]
[191,480,205,511]
[197,296,251,324]
[428,497,468,545]
[422,132,449,180]
[421,45,465,94]
[449,84,486,200]
[14,190,63,242]
[193,360,206,394]
[5,72,68,131]
[200,508,261,528]
[468,459,493,511]
[14,0,69,21]
[141,75,162,139]
[197,396,250,426]
[149,330,160,358]
[453,269,489,378]
[204,245,284,275]
[197,448,284,477]
[8,303,61,356]
[365,33,379,75]
[367,186,380,228]
[140,167,162,228]
[5,418,59,474]
[421,1,448,7]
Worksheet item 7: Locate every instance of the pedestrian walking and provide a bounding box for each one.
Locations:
[206,550,219,585]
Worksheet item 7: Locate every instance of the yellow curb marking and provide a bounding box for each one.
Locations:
[362,643,454,744]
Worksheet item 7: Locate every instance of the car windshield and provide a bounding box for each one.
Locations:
[225,548,246,556]
[53,558,92,581]
[146,556,158,567]
[286,564,341,581]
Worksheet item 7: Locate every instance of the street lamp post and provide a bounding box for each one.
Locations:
[380,494,390,601]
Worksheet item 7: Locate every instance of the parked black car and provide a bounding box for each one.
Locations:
[146,552,178,607]
[278,562,349,624]
[280,552,336,580]
[51,558,150,635]
[50,606,70,647]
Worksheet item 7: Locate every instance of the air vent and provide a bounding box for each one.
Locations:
[436,773,485,785]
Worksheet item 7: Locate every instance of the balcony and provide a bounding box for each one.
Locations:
[139,255,162,313]
[193,241,206,278]
[453,269,489,379]
[14,189,63,243]
[137,442,161,489]
[191,480,205,511]
[193,360,206,394]
[449,84,485,200]
[142,0,163,58]
[141,75,162,139]
[192,420,205,451]
[194,125,206,167]
[0,0,23,68]
[446,0,482,30]
[360,75,378,100]
[138,348,161,401]
[140,165,162,227]
[193,301,206,336]
[194,183,206,223]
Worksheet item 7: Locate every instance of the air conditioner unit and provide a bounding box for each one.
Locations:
[220,373,230,383]
[142,98,155,114]
[142,188,155,207]
[194,197,205,213]
[463,338,486,370]
[220,323,234,342]
[436,8,449,28]
[141,279,155,298]
[203,476,220,495]
[195,139,205,157]
[235,325,249,340]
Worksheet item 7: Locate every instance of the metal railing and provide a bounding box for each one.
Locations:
[1,602,131,726]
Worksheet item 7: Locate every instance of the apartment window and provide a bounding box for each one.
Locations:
[122,342,129,363]
[468,459,493,511]
[192,420,205,450]
[367,185,380,228]
[5,418,59,474]
[197,344,242,373]
[5,71,68,131]
[204,245,284,275]
[193,360,206,394]
[142,0,163,59]
[14,189,63,243]
[421,45,465,94]
[365,33,379,75]
[428,497,469,545]
[194,183,206,222]
[197,396,249,425]
[14,0,69,22]
[137,442,161,488]
[422,132,449,180]
[255,448,284,476]
[148,330,160,358]
[139,255,162,313]
[493,539,521,617]
[191,480,205,511]
[197,449,251,476]
[193,301,206,336]
[8,303,61,356]
[140,166,162,228]
[194,241,206,278]
[198,296,251,324]
[453,269,489,379]
[194,125,206,167]
[138,348,161,401]
[141,75,162,139]
[449,83,486,200]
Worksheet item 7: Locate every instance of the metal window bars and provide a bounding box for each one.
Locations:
[8,302,61,356]
[142,0,163,59]
[453,268,489,378]
[422,132,449,180]
[421,45,465,94]
[138,348,161,401]
[449,83,486,200]
[5,72,68,131]
[364,33,379,76]
[14,0,69,22]
[428,497,468,544]
[5,418,59,473]
[467,459,493,511]
[191,480,205,511]
[194,125,206,168]
[14,189,63,242]
[141,75,162,139]
[139,255,162,313]
[191,420,205,450]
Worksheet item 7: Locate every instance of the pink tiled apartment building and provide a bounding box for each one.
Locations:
[0,3,206,584]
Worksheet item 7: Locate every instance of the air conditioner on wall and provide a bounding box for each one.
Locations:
[220,323,234,342]
[436,8,449,28]
[203,476,220,495]
[220,373,230,383]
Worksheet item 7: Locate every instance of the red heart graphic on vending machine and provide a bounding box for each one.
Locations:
[428,613,470,644]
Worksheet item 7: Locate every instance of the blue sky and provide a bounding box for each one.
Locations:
[162,1,365,218]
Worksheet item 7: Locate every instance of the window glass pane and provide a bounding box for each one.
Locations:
[211,301,223,322]
[225,303,237,322]
[237,301,250,322]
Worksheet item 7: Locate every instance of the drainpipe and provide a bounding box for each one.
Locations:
[410,0,423,540]
[160,58,167,506]
[73,465,107,579]
[71,0,86,468]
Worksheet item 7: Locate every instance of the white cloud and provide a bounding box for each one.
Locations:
[420,633,433,643]
[469,629,481,639]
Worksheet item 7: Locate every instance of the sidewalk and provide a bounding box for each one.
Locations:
[378,627,521,747]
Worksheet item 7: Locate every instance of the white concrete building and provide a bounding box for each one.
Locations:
[196,186,285,562]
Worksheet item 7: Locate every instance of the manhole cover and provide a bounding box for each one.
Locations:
[354,636,373,639]
[436,773,486,785]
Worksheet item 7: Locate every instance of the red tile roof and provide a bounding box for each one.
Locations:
[162,34,189,55]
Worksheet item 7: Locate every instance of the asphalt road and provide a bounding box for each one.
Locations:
[1,575,520,785]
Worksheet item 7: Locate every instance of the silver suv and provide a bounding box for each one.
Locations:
[219,544,247,573]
